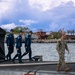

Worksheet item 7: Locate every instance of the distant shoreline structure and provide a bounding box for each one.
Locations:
[31,39,75,43]
[4,38,75,43]
[4,39,75,43]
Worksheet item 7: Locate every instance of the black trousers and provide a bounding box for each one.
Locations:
[13,48,22,63]
[6,45,14,60]
[21,46,32,60]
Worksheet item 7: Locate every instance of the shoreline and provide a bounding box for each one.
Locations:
[4,40,75,43]
[31,39,75,43]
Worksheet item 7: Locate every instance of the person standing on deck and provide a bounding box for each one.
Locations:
[6,29,15,61]
[56,33,70,72]
[21,31,33,61]
[12,30,23,63]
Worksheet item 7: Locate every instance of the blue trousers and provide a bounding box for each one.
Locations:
[6,45,14,60]
[21,46,32,60]
[13,48,22,63]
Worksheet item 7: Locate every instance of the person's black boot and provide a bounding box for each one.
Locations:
[29,58,33,61]
[19,61,24,63]
[12,59,15,64]
[5,56,9,61]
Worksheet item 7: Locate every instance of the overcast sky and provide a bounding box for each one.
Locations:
[0,0,75,32]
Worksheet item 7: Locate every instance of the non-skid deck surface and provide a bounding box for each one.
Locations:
[0,60,75,75]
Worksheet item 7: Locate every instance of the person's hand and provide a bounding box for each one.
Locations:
[59,51,62,55]
[16,48,19,50]
[25,46,27,48]
[8,46,9,48]
[67,50,70,54]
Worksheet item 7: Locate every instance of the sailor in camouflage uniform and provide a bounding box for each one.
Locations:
[56,33,70,71]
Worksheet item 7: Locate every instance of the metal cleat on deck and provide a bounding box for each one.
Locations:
[32,55,43,61]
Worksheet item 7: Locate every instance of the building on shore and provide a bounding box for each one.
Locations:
[66,30,75,40]
[36,29,48,39]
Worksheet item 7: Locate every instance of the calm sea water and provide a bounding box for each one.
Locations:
[5,43,75,62]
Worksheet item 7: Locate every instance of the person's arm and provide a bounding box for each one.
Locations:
[6,35,10,47]
[56,41,61,54]
[13,35,15,46]
[16,37,20,49]
[25,38,29,47]
[65,42,69,53]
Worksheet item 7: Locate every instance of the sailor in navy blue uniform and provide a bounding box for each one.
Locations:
[12,30,23,63]
[21,31,32,61]
[6,29,15,60]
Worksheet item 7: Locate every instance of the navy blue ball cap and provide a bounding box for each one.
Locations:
[10,29,14,32]
[29,31,33,34]
[19,30,23,33]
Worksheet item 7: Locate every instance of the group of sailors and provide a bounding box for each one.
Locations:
[5,29,32,63]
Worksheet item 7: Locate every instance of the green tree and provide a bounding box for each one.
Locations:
[48,31,62,39]
[13,26,31,35]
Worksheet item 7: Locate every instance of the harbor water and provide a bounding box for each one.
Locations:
[5,43,75,62]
